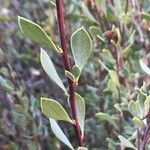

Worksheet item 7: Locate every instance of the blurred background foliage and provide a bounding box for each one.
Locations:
[0,0,150,149]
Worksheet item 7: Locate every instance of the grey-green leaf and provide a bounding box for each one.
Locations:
[118,135,136,149]
[65,70,75,82]
[41,98,73,123]
[71,27,92,70]
[78,147,88,150]
[128,100,140,117]
[108,70,120,87]
[0,75,13,93]
[40,49,68,95]
[18,16,59,53]
[49,119,74,150]
[132,117,145,128]
[141,11,150,21]
[144,96,150,115]
[95,112,116,125]
[72,65,81,81]
[89,26,101,38]
[75,93,85,135]
[139,59,150,75]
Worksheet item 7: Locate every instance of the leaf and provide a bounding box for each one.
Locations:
[13,112,26,128]
[126,30,136,45]
[49,119,74,150]
[114,27,121,45]
[102,49,115,64]
[50,0,56,7]
[40,49,68,95]
[139,59,150,75]
[95,112,117,127]
[118,135,136,149]
[108,70,120,87]
[0,75,13,93]
[122,30,135,59]
[18,16,59,53]
[89,26,101,38]
[78,147,88,150]
[132,117,145,128]
[144,96,150,115]
[15,104,24,114]
[141,11,150,21]
[106,79,118,97]
[27,141,37,150]
[41,98,73,123]
[71,27,92,70]
[114,103,122,112]
[75,93,85,135]
[71,65,81,81]
[65,70,75,82]
[128,100,140,117]
[121,43,132,59]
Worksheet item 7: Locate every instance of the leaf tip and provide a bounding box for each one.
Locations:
[18,16,23,31]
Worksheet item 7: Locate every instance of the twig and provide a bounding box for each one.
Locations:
[55,0,83,146]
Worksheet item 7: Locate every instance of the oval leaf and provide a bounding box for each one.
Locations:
[144,96,150,115]
[95,112,119,130]
[75,93,85,136]
[118,135,136,149]
[49,119,74,150]
[40,49,68,95]
[95,112,116,124]
[132,117,145,128]
[78,147,88,150]
[128,100,140,117]
[141,11,150,21]
[89,26,101,37]
[65,70,75,82]
[72,65,81,81]
[41,98,73,123]
[139,59,150,75]
[108,70,120,87]
[71,27,92,70]
[0,75,13,93]
[18,16,59,53]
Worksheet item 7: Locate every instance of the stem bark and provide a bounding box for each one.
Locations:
[55,0,83,146]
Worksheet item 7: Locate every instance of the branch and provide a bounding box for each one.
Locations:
[55,0,83,146]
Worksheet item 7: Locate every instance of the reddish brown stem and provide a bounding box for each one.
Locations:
[55,0,83,146]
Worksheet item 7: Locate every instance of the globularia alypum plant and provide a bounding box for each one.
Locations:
[18,0,91,149]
